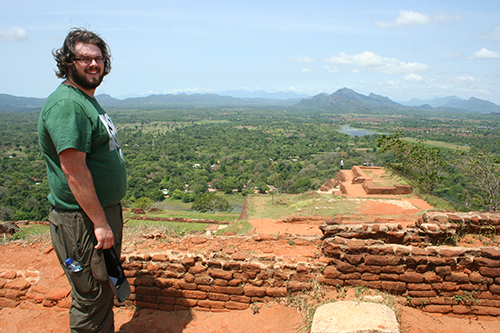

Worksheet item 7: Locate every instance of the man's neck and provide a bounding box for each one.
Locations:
[63,79,96,98]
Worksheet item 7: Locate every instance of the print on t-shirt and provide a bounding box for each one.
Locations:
[99,114,124,161]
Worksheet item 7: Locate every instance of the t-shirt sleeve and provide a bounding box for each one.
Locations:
[44,99,93,155]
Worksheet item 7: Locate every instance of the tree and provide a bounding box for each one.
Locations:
[377,133,446,194]
[191,193,233,213]
[456,148,500,211]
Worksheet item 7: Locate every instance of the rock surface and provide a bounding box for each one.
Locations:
[311,301,399,333]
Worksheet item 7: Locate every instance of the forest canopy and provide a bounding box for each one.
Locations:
[1,105,499,221]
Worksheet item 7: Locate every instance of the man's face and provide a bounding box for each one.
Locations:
[69,42,105,91]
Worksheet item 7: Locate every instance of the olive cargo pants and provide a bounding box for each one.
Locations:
[49,203,123,333]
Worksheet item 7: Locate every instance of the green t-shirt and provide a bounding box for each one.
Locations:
[38,84,127,210]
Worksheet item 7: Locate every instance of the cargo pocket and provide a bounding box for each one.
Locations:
[65,263,99,296]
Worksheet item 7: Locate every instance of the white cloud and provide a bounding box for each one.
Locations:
[287,55,315,63]
[442,52,463,60]
[469,48,500,60]
[479,27,500,41]
[452,76,477,84]
[323,65,339,73]
[0,27,28,42]
[374,10,461,28]
[325,51,430,74]
[301,68,310,73]
[404,73,423,82]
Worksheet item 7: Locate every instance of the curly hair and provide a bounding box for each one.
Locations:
[53,28,112,79]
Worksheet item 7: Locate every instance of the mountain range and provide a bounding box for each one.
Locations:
[1,89,500,114]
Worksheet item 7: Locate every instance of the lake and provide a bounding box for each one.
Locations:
[337,125,381,137]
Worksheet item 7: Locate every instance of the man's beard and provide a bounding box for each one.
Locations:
[70,65,104,90]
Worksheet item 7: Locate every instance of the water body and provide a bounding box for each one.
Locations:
[337,125,381,137]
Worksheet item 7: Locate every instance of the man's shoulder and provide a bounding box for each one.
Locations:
[42,85,98,117]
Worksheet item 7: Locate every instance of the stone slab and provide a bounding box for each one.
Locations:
[311,301,399,333]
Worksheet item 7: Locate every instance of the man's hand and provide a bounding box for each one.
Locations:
[94,223,114,249]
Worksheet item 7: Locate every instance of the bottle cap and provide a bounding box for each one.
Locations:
[65,258,73,265]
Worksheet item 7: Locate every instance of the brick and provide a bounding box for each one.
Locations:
[1,271,17,279]
[177,282,198,290]
[435,266,452,276]
[474,257,500,268]
[323,266,340,279]
[161,288,183,298]
[445,273,469,284]
[364,255,388,266]
[136,286,161,295]
[380,281,406,293]
[423,271,442,283]
[225,301,249,310]
[422,305,452,314]
[208,293,230,301]
[134,301,158,309]
[181,257,195,267]
[266,287,287,297]
[400,272,424,283]
[45,287,71,301]
[381,265,405,274]
[333,260,356,273]
[428,257,448,266]
[181,290,207,300]
[5,289,22,299]
[214,279,229,286]
[344,254,364,265]
[230,295,252,303]
[451,305,471,314]
[176,298,198,307]
[189,263,207,275]
[482,248,500,259]
[471,306,500,316]
[408,290,437,297]
[244,286,266,297]
[479,267,500,278]
[489,285,500,295]
[136,294,157,303]
[151,254,168,262]
[407,283,432,291]
[438,247,466,257]
[198,299,225,309]
[0,298,19,308]
[157,296,176,305]
[154,278,176,288]
[380,273,400,281]
[212,285,243,295]
[4,279,31,291]
[194,275,214,286]
[361,273,379,281]
[209,269,233,281]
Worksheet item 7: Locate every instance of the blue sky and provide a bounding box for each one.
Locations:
[2,0,500,103]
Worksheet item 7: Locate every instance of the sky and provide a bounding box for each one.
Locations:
[1,0,500,103]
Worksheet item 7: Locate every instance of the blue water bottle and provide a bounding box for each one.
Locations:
[65,258,82,272]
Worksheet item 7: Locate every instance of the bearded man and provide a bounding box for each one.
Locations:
[38,28,127,333]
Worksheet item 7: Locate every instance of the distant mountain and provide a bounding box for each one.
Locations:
[2,89,500,113]
[440,97,500,113]
[96,92,299,108]
[298,89,500,114]
[217,89,309,100]
[0,94,45,112]
[296,88,407,111]
[400,96,463,108]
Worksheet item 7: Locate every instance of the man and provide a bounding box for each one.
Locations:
[38,28,127,332]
